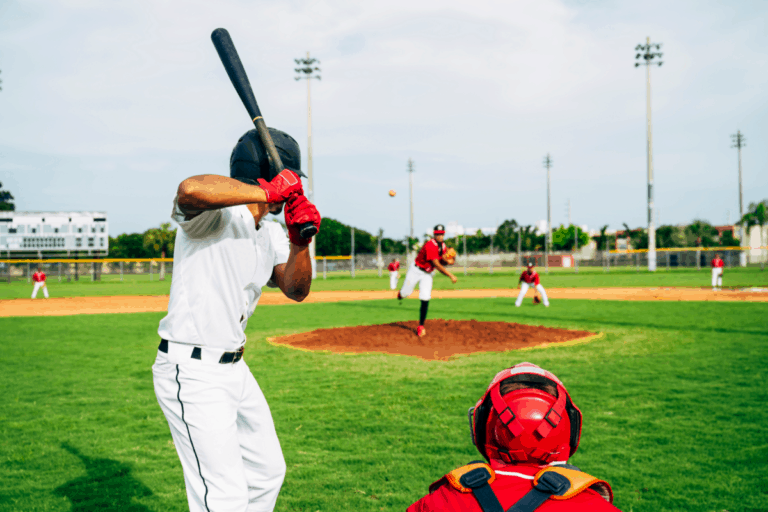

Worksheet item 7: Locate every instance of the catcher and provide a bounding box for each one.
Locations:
[407,362,621,511]
[397,224,458,337]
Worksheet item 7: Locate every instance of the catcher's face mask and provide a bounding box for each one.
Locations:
[468,362,582,466]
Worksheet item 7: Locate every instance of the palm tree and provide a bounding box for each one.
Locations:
[143,223,176,280]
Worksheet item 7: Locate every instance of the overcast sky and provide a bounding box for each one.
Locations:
[0,0,766,239]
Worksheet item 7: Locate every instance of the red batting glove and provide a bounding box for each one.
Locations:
[284,194,321,246]
[257,170,303,204]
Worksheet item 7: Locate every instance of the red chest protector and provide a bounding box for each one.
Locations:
[407,462,617,512]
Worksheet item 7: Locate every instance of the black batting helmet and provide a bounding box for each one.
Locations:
[230,128,306,185]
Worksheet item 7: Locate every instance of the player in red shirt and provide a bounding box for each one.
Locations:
[711,253,724,291]
[406,362,621,512]
[515,262,549,307]
[388,258,401,290]
[31,267,49,299]
[397,225,458,337]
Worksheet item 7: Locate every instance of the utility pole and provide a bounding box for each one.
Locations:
[377,228,383,278]
[408,158,415,241]
[731,130,747,267]
[544,154,552,274]
[635,37,662,272]
[295,52,321,278]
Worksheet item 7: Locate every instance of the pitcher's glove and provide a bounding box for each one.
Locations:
[284,194,321,246]
[442,247,457,265]
[533,295,541,304]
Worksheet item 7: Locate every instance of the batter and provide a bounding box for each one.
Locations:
[152,128,320,512]
[397,224,458,337]
[388,258,401,290]
[515,263,550,307]
[711,253,724,291]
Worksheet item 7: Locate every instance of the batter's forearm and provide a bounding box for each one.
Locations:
[280,244,312,302]
[177,175,268,211]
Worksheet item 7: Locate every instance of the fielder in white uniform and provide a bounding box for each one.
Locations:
[31,268,49,298]
[515,263,550,307]
[388,258,401,290]
[153,128,320,512]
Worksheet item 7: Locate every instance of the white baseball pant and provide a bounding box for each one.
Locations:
[515,282,549,307]
[153,345,286,512]
[32,282,49,298]
[389,270,400,290]
[711,267,723,288]
[399,265,433,301]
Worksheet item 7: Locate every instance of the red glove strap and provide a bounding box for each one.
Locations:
[285,195,321,246]
[257,170,303,204]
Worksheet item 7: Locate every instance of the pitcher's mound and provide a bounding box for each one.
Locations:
[269,319,597,360]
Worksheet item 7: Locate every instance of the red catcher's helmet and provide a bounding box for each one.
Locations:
[468,362,582,466]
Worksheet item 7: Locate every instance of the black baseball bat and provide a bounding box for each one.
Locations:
[211,28,318,239]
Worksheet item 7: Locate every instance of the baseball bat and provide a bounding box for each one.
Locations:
[211,28,318,239]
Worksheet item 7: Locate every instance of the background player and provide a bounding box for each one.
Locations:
[31,267,49,299]
[397,224,457,337]
[515,262,549,307]
[388,258,401,290]
[711,253,724,291]
[152,128,321,512]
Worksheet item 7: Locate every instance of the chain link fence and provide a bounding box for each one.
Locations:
[0,260,175,284]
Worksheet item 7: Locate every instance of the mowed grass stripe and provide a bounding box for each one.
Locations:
[0,299,766,511]
[1,266,767,299]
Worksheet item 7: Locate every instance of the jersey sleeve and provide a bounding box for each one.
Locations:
[171,195,227,239]
[534,273,540,285]
[267,222,290,267]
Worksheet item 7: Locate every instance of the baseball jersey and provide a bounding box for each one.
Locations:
[388,261,400,272]
[520,270,541,286]
[407,464,619,511]
[712,257,724,268]
[157,198,290,351]
[32,272,46,283]
[415,239,447,273]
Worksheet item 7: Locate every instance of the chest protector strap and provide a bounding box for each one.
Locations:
[438,462,504,512]
[508,466,613,512]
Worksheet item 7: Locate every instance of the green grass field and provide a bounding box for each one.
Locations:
[1,298,766,511]
[1,266,767,299]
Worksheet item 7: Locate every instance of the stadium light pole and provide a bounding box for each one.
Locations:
[731,130,747,266]
[408,158,415,240]
[544,154,552,274]
[635,37,662,272]
[295,52,321,278]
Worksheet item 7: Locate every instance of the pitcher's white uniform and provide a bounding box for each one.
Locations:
[153,199,289,512]
[515,267,550,307]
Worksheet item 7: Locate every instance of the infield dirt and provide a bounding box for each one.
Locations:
[1,287,767,317]
[268,319,597,360]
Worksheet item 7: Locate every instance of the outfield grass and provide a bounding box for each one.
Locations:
[1,266,766,299]
[1,299,766,511]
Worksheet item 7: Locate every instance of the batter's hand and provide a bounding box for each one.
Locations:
[258,170,303,203]
[284,194,321,246]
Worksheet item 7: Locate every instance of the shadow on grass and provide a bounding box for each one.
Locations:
[331,300,768,336]
[54,443,152,512]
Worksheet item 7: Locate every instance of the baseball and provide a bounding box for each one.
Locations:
[389,189,396,197]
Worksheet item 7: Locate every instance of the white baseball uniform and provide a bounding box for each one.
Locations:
[153,199,290,512]
[388,261,401,290]
[399,265,434,300]
[32,271,49,298]
[711,257,724,290]
[515,269,549,307]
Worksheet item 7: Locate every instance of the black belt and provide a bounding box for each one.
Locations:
[159,339,244,364]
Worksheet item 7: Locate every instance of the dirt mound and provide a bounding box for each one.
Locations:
[269,319,597,360]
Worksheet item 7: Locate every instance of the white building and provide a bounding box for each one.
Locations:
[0,211,109,256]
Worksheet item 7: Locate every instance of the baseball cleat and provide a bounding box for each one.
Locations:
[417,325,426,337]
[397,292,403,301]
